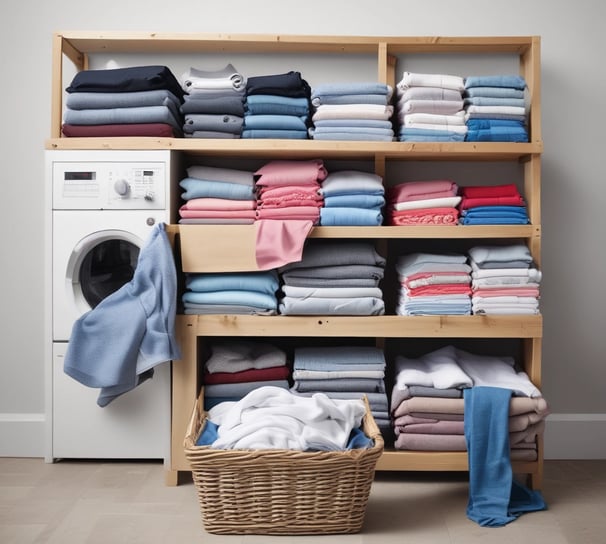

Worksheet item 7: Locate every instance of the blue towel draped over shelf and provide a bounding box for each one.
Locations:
[464,386,547,527]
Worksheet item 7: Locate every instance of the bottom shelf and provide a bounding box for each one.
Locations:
[376,449,539,475]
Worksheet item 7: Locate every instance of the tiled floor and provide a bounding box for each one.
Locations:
[1,458,605,543]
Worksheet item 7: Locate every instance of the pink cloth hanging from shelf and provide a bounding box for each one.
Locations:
[255,219,314,270]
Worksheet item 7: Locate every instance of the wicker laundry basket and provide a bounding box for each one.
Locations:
[183,390,384,535]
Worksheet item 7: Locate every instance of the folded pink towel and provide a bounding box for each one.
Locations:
[388,180,459,203]
[255,159,327,187]
[180,198,256,211]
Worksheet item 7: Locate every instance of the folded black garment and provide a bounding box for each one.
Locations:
[66,65,185,101]
[245,71,311,98]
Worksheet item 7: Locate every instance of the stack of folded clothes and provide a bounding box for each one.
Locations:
[386,179,461,225]
[395,252,472,316]
[242,71,311,139]
[309,82,394,141]
[395,72,467,142]
[178,165,256,224]
[180,63,246,138]
[290,345,391,436]
[390,344,549,460]
[463,75,529,142]
[459,183,529,225]
[319,170,385,226]
[254,159,326,223]
[181,270,279,315]
[62,65,185,137]
[202,340,290,410]
[467,243,541,315]
[279,240,386,315]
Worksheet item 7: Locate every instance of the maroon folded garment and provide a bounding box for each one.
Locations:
[203,365,290,385]
[61,123,177,137]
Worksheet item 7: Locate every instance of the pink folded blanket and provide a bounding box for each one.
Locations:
[388,180,459,202]
[255,159,327,187]
[180,197,257,211]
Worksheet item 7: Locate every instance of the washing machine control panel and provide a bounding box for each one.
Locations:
[53,162,167,210]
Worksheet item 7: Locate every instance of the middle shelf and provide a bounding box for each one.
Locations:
[176,313,542,339]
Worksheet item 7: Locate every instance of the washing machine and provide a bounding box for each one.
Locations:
[45,150,176,463]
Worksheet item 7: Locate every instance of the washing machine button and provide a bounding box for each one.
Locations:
[113,179,130,197]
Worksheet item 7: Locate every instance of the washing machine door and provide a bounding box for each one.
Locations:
[69,229,141,311]
[52,210,165,341]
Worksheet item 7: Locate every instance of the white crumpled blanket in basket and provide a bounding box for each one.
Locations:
[208,385,366,451]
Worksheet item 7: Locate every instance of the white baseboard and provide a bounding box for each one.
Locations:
[544,414,606,459]
[2,412,605,460]
[0,413,45,457]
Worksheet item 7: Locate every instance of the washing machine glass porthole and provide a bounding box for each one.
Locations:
[79,239,140,309]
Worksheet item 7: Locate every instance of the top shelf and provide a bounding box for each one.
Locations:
[45,137,542,159]
[49,32,542,150]
[57,31,539,56]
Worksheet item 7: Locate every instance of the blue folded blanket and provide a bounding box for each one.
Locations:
[464,386,546,527]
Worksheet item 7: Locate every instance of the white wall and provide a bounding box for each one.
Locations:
[1,0,605,458]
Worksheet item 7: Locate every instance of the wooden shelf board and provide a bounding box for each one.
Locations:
[176,314,543,339]
[46,137,542,160]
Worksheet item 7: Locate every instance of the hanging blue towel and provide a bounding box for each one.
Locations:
[464,386,546,527]
[64,223,181,406]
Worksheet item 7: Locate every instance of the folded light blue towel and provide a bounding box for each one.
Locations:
[464,386,546,527]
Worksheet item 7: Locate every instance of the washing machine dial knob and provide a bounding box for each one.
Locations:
[113,179,130,197]
[144,191,155,201]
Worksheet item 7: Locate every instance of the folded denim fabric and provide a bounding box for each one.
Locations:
[464,86,525,99]
[464,75,526,90]
[245,94,310,116]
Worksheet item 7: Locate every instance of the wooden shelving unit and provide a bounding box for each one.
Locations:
[48,31,543,488]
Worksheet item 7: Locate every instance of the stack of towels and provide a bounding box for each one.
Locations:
[386,180,461,225]
[395,72,467,142]
[319,170,385,226]
[278,240,386,315]
[459,183,529,225]
[180,63,246,138]
[395,252,472,316]
[463,75,529,142]
[62,65,184,137]
[242,71,311,139]
[178,165,256,224]
[309,82,394,141]
[254,159,326,223]
[391,345,549,460]
[202,340,290,410]
[290,345,391,434]
[468,244,541,315]
[181,270,279,315]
